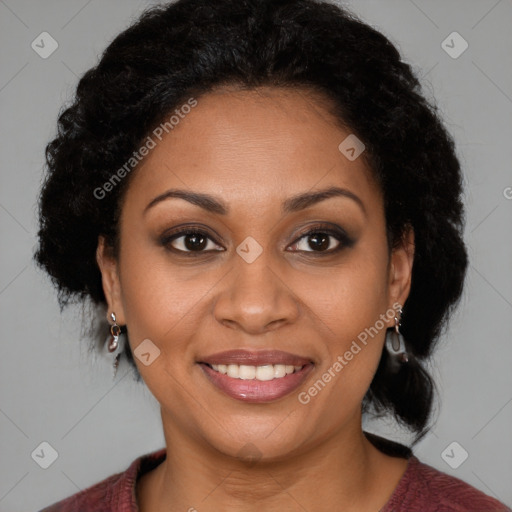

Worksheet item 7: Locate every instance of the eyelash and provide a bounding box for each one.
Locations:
[160,223,354,257]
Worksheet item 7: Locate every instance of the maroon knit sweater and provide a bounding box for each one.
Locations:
[39,436,511,512]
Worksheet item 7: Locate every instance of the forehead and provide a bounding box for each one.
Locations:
[123,86,381,216]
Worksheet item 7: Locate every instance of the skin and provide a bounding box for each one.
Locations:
[96,86,415,512]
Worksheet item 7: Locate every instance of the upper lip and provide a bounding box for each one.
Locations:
[199,349,313,366]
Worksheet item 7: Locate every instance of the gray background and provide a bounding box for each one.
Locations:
[0,0,511,510]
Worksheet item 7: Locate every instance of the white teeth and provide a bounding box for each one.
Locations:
[239,365,256,380]
[209,363,305,380]
[274,364,286,378]
[256,365,274,381]
[226,364,239,378]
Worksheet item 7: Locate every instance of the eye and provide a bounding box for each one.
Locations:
[287,224,353,254]
[160,223,354,256]
[161,228,224,254]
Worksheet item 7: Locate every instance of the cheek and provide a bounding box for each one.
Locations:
[315,238,390,339]
[305,237,391,399]
[116,232,202,359]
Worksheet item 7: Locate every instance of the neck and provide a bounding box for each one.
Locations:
[138,409,409,512]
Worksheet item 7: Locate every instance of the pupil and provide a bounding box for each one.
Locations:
[185,233,207,251]
[309,233,329,251]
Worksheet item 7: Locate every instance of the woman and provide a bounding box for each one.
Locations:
[35,0,510,510]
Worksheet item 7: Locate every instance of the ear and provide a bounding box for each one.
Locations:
[387,226,414,322]
[96,235,126,325]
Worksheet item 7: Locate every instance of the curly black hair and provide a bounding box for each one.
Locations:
[34,0,468,441]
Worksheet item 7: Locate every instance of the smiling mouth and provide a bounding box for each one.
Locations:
[197,349,315,402]
[205,363,305,381]
[198,361,315,403]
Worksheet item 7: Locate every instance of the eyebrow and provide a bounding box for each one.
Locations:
[144,185,366,217]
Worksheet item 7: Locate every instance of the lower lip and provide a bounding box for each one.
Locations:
[199,363,314,403]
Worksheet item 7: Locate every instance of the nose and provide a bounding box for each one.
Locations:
[213,252,301,335]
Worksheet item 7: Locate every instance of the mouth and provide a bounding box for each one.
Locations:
[204,362,305,380]
[197,350,314,403]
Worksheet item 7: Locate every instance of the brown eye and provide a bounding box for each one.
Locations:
[288,225,354,254]
[161,228,224,254]
[290,232,340,252]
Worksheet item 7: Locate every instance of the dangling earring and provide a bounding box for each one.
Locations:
[385,306,409,372]
[107,312,123,378]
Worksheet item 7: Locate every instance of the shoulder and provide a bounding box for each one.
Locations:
[38,470,125,512]
[384,455,511,512]
[38,448,166,512]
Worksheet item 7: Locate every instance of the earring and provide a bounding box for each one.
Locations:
[385,307,409,372]
[107,312,123,378]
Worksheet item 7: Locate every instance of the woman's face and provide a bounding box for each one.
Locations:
[97,86,413,461]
